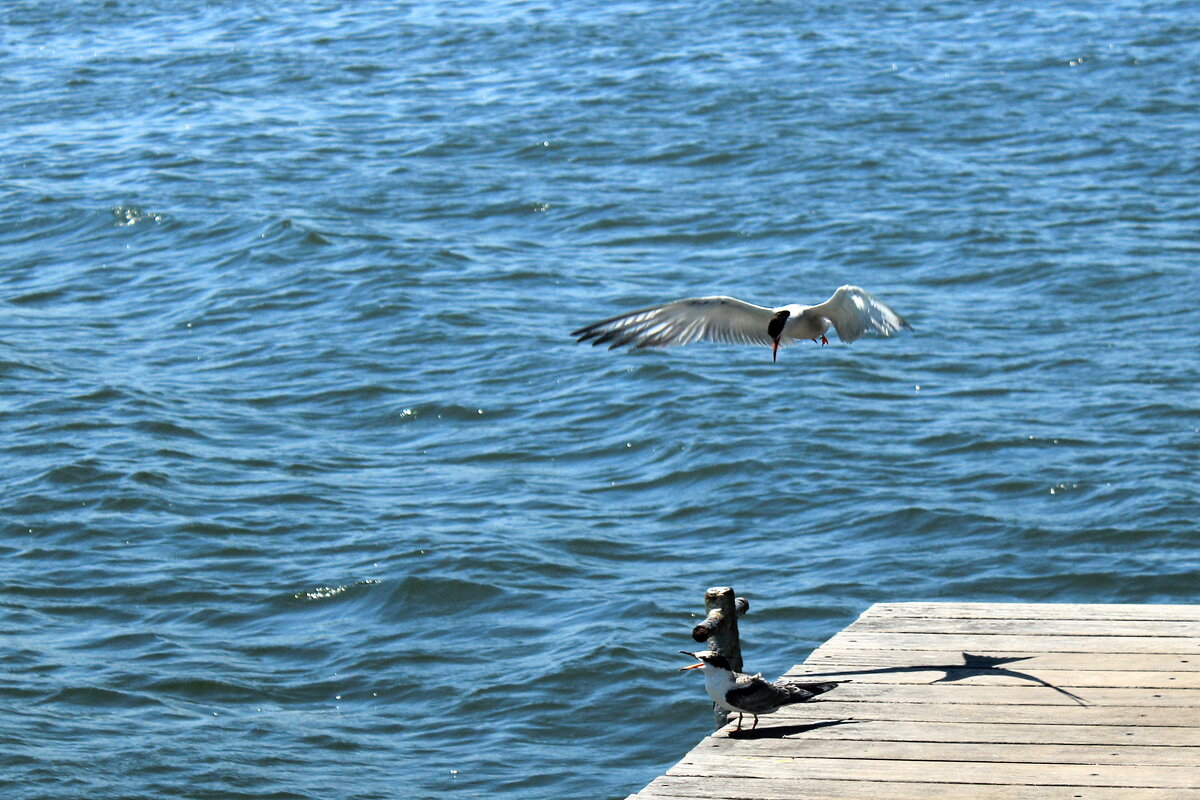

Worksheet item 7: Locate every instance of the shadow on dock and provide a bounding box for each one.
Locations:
[799,652,1090,706]
[729,718,861,740]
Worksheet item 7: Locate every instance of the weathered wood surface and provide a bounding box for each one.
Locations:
[627,602,1200,800]
[866,603,1200,620]
[804,650,1200,672]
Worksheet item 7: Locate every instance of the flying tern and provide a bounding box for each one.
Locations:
[573,284,910,362]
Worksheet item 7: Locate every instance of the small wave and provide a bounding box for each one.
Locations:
[384,574,513,616]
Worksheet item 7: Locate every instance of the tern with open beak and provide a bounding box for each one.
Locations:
[679,651,840,731]
[573,285,910,362]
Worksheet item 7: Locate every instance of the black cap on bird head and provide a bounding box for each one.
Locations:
[767,310,790,363]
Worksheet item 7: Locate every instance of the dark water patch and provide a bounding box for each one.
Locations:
[3,493,96,516]
[0,357,52,377]
[227,491,344,509]
[129,419,208,441]
[37,460,122,487]
[915,431,1094,456]
[39,686,165,710]
[142,676,273,705]
[9,288,69,306]
[129,469,170,487]
[95,493,176,513]
[301,381,400,408]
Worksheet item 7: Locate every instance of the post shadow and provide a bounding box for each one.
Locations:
[797,652,1090,706]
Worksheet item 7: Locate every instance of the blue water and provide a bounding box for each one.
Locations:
[2,2,1198,798]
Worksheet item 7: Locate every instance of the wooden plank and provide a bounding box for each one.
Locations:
[692,736,1200,767]
[800,650,1200,672]
[696,717,1200,747]
[865,603,1200,621]
[847,617,1200,637]
[782,667,1200,688]
[817,631,1200,654]
[770,699,1200,727]
[787,682,1199,706]
[666,755,1200,789]
[632,775,1200,800]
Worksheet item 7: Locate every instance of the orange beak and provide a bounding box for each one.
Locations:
[772,338,780,363]
[679,661,705,671]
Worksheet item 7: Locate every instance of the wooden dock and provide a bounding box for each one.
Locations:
[629,602,1200,800]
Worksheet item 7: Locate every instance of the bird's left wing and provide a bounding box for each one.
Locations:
[726,678,839,713]
[724,675,796,714]
[572,296,776,350]
[808,285,911,343]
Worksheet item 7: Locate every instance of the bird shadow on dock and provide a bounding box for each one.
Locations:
[797,652,1090,706]
[728,718,861,740]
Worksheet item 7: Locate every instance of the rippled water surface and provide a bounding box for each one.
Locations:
[2,2,1198,798]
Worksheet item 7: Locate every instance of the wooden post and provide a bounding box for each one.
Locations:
[690,586,749,729]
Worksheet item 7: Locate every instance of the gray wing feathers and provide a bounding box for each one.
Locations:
[812,285,911,343]
[725,678,839,714]
[572,296,775,350]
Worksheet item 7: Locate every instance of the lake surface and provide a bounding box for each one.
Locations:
[2,2,1197,798]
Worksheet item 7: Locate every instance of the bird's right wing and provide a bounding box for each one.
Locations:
[572,296,776,350]
[808,285,910,343]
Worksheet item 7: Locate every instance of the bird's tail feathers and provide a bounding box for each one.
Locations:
[785,681,840,700]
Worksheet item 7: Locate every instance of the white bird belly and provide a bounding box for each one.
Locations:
[703,669,737,711]
[784,311,828,342]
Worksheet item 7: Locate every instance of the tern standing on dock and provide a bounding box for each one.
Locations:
[573,284,910,362]
[680,651,840,731]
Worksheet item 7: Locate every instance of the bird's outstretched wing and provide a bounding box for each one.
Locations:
[572,296,776,350]
[725,677,839,714]
[808,285,910,343]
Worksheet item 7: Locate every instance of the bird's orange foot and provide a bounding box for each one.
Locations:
[820,335,829,346]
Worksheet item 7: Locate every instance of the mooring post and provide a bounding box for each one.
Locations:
[690,586,749,729]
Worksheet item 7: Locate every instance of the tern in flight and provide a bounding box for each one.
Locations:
[679,651,840,731]
[573,285,910,362]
